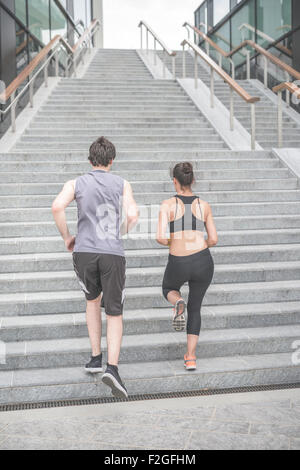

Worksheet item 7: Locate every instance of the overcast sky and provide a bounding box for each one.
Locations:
[103,0,202,50]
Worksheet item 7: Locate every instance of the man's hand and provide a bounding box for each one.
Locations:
[65,235,76,252]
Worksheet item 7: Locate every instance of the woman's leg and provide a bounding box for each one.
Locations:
[186,253,214,357]
[167,290,184,305]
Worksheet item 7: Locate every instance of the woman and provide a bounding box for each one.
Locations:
[156,162,218,371]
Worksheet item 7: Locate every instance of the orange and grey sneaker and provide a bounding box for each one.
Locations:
[172,299,186,332]
[184,354,197,371]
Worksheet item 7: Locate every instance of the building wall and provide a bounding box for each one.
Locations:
[292,0,300,72]
[0,0,17,87]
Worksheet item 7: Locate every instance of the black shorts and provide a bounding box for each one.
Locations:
[73,252,126,316]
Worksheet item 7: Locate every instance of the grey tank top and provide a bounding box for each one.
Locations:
[74,170,125,257]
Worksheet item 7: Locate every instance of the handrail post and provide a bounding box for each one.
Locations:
[172,55,176,80]
[44,61,48,88]
[140,24,143,49]
[231,60,235,80]
[163,50,166,79]
[194,53,198,89]
[205,42,210,57]
[154,38,157,66]
[278,90,283,148]
[182,45,186,78]
[263,56,268,88]
[146,28,149,55]
[29,73,34,108]
[230,87,234,131]
[285,72,290,106]
[210,68,214,107]
[251,103,256,150]
[218,53,222,68]
[246,51,251,80]
[11,91,16,133]
[55,51,59,76]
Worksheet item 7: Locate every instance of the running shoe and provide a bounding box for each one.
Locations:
[172,299,186,332]
[184,354,197,371]
[102,364,128,399]
[84,353,103,374]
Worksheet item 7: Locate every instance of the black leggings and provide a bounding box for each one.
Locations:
[162,248,214,336]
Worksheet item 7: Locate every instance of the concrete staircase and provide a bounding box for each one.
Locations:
[159,50,300,149]
[0,49,300,405]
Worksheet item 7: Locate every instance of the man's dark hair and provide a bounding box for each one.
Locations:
[88,137,116,167]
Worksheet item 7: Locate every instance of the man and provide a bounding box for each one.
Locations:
[52,137,139,399]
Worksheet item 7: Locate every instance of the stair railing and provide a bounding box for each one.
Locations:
[272,82,300,148]
[227,40,300,104]
[239,23,292,57]
[184,21,300,107]
[181,38,260,150]
[183,22,236,79]
[0,19,100,133]
[138,21,177,79]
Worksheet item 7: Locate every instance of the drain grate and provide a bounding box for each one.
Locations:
[0,382,300,412]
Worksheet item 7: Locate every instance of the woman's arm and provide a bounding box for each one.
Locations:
[204,202,218,247]
[156,201,170,246]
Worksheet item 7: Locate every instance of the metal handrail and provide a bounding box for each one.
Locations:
[183,22,235,79]
[227,39,300,103]
[272,82,300,148]
[184,22,300,106]
[181,39,260,150]
[0,19,100,133]
[239,23,292,57]
[138,21,177,79]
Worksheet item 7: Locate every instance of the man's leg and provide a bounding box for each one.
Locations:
[86,295,102,357]
[106,314,123,366]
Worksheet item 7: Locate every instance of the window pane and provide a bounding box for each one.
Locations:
[51,0,67,38]
[74,0,87,28]
[28,0,50,43]
[86,0,92,26]
[15,0,27,25]
[231,0,255,67]
[209,20,231,72]
[16,24,29,75]
[257,0,292,48]
[214,0,230,26]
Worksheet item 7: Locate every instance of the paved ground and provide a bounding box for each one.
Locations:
[0,388,299,450]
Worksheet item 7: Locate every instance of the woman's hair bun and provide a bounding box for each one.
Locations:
[182,163,192,174]
[172,162,194,187]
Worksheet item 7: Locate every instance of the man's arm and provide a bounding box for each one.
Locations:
[120,180,139,236]
[52,180,76,252]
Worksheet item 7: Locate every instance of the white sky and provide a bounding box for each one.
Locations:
[103,0,202,50]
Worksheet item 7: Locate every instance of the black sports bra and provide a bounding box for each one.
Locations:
[169,195,205,234]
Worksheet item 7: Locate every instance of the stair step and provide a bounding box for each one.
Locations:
[1,244,300,273]
[2,261,300,293]
[1,300,300,341]
[0,352,298,405]
[1,280,300,316]
[1,324,300,371]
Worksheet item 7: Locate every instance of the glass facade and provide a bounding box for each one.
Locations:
[0,0,94,136]
[195,0,295,72]
[195,0,292,38]
[14,0,92,42]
